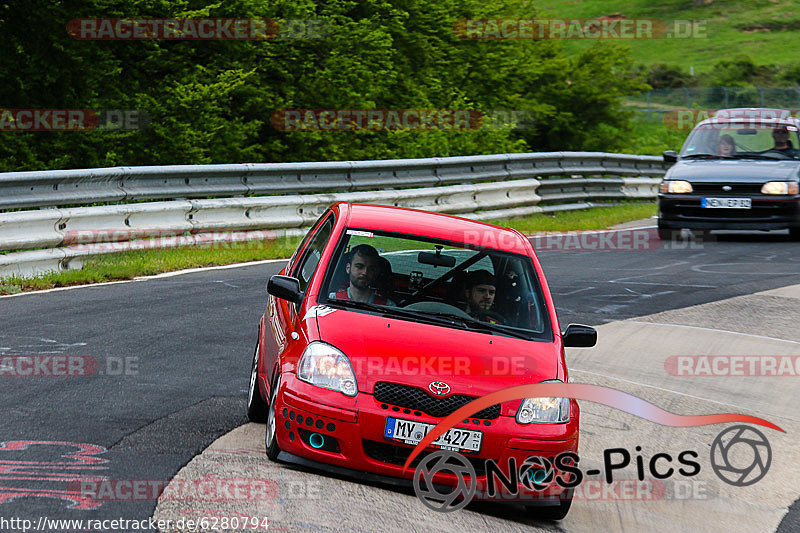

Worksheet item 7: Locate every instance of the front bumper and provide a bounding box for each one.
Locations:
[658,194,800,230]
[273,373,578,501]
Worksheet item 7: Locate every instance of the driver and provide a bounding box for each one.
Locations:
[330,244,396,306]
[463,269,504,324]
[771,127,799,155]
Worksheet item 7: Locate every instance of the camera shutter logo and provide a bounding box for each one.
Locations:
[710,425,772,487]
[413,450,476,512]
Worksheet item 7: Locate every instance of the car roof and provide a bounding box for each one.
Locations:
[338,203,531,254]
[697,108,800,128]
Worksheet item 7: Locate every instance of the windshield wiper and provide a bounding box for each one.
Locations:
[730,153,788,160]
[425,312,536,340]
[681,153,718,159]
[325,299,465,328]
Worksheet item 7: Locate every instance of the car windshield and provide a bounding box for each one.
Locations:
[320,228,552,340]
[680,122,800,160]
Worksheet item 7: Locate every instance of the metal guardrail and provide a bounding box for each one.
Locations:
[0,152,670,278]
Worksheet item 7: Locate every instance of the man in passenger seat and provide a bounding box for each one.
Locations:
[329,244,397,306]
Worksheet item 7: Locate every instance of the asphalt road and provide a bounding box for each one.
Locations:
[1,231,799,531]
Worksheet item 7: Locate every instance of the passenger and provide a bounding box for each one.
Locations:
[717,134,736,157]
[771,127,799,155]
[330,244,396,305]
[463,269,505,324]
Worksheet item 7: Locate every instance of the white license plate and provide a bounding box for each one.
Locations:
[701,197,752,209]
[384,417,482,452]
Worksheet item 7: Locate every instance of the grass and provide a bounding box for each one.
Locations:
[533,0,800,71]
[485,202,656,233]
[0,202,656,295]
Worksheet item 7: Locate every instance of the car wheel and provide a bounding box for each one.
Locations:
[526,488,573,521]
[789,227,800,241]
[246,341,267,422]
[265,375,282,461]
[657,223,676,241]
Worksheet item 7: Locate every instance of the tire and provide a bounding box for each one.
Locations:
[790,227,800,241]
[265,375,282,461]
[526,488,573,521]
[246,341,267,422]
[657,224,676,241]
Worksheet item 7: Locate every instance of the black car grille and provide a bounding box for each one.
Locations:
[362,439,488,477]
[689,182,764,195]
[373,381,501,420]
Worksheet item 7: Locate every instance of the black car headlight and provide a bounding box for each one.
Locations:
[761,181,799,195]
[660,180,693,194]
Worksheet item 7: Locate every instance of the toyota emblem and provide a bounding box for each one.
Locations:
[429,381,451,396]
[722,185,732,191]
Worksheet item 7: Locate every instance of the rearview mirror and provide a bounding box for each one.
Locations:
[663,150,678,163]
[562,324,597,347]
[418,251,456,268]
[267,275,304,305]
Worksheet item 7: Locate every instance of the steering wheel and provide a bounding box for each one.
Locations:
[472,309,506,324]
[401,301,473,320]
[760,149,794,159]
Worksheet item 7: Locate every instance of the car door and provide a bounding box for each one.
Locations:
[262,212,336,391]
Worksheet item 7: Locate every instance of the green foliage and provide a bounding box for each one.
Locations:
[0,0,649,171]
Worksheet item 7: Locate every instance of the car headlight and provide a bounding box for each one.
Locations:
[659,180,693,194]
[515,380,570,424]
[761,181,799,195]
[297,342,358,397]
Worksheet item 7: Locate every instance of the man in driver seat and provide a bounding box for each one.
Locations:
[330,244,396,306]
[771,127,799,156]
[463,269,504,324]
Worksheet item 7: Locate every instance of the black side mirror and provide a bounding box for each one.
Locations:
[663,150,678,163]
[562,324,597,347]
[267,275,304,305]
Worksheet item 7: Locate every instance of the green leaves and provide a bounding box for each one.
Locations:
[0,0,648,172]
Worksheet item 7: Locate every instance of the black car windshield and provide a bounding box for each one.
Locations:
[320,229,552,340]
[680,122,800,160]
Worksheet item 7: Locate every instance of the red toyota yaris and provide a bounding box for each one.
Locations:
[246,203,596,519]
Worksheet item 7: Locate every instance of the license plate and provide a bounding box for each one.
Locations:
[701,197,752,209]
[384,417,482,452]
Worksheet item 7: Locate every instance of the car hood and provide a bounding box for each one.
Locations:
[667,159,800,182]
[312,306,560,397]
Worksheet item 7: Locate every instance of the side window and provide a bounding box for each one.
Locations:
[287,211,331,277]
[295,217,334,293]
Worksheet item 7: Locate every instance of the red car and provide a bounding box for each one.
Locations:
[246,203,596,519]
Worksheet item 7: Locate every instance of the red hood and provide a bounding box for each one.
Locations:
[311,306,561,397]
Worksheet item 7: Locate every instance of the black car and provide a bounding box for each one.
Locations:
[658,108,800,240]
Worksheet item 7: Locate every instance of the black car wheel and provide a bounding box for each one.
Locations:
[246,340,267,422]
[265,375,282,461]
[526,488,573,521]
[790,227,800,241]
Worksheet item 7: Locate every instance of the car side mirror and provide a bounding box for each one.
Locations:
[267,275,304,305]
[663,150,678,163]
[562,324,597,347]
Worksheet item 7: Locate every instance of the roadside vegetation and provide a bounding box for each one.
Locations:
[0,202,656,295]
